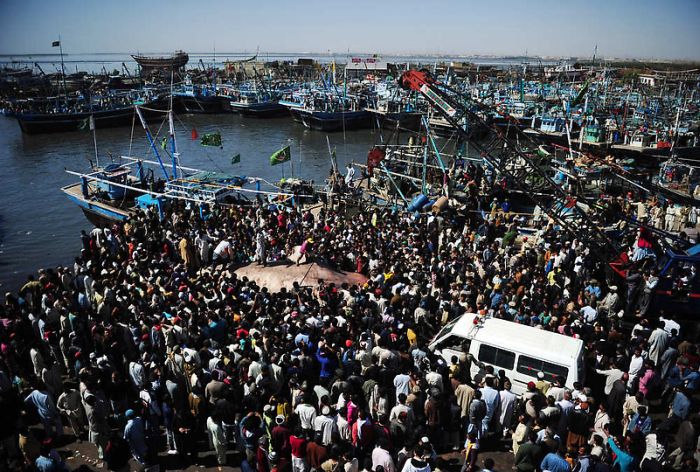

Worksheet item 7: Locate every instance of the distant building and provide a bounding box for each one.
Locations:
[638,74,657,86]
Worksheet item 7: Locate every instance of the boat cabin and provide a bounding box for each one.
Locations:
[94,164,130,200]
[540,116,566,134]
[583,124,605,143]
[628,131,658,148]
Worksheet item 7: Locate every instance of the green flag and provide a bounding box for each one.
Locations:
[269,145,291,166]
[231,153,241,164]
[571,80,590,107]
[201,132,222,147]
[79,115,95,131]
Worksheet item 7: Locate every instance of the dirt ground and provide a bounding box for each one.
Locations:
[44,426,515,472]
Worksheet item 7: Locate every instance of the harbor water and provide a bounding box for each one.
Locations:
[0,112,380,291]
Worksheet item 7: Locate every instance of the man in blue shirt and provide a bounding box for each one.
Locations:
[682,368,700,392]
[584,280,602,300]
[607,436,634,472]
[671,388,691,420]
[123,409,148,465]
[540,450,571,472]
[480,378,500,436]
[25,385,63,438]
[35,439,68,472]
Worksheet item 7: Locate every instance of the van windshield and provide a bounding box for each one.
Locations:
[433,317,461,343]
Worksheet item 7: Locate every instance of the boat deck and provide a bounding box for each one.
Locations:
[62,182,132,219]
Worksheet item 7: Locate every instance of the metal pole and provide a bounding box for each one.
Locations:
[135,106,169,180]
[58,35,67,95]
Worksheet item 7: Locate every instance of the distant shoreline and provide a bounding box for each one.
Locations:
[1,52,698,64]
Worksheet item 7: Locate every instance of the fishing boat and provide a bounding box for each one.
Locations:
[218,84,287,117]
[62,107,301,226]
[654,158,700,205]
[365,98,422,131]
[293,107,373,132]
[172,76,224,114]
[132,51,189,75]
[15,90,169,134]
[281,87,373,132]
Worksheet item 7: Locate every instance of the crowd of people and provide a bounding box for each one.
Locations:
[1,163,699,472]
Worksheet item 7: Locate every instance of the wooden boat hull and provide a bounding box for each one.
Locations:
[132,52,189,70]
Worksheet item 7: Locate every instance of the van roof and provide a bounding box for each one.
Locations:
[440,313,584,364]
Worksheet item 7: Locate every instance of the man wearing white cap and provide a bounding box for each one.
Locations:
[313,406,337,446]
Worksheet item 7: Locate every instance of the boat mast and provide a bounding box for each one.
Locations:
[135,106,169,180]
[58,34,67,97]
[90,115,99,169]
[169,70,178,179]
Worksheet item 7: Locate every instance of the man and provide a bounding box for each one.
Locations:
[372,437,395,472]
[294,395,317,432]
[648,320,670,365]
[123,409,147,465]
[207,412,227,467]
[313,406,336,446]
[498,380,518,437]
[56,383,86,440]
[627,348,644,387]
[468,390,487,439]
[607,373,628,422]
[83,390,110,462]
[34,439,67,472]
[596,361,624,395]
[393,369,411,402]
[212,237,233,267]
[255,230,267,266]
[289,428,307,472]
[344,163,356,187]
[535,372,551,395]
[24,384,63,439]
[540,449,571,472]
[480,378,500,437]
[271,415,292,459]
[514,431,542,472]
[547,377,566,402]
[627,405,652,436]
[389,393,414,430]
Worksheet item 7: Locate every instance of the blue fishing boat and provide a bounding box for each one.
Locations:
[172,76,224,114]
[284,91,373,132]
[61,107,284,226]
[15,90,168,134]
[218,84,287,117]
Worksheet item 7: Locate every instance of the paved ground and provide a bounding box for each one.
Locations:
[44,427,515,472]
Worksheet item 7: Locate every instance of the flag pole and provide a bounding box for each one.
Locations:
[290,144,295,177]
[91,115,99,168]
[58,34,67,96]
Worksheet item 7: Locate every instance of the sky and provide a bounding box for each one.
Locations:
[1,0,699,60]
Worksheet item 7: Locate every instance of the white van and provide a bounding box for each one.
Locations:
[428,313,585,395]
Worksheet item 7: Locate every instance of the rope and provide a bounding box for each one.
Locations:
[298,259,316,286]
[128,110,136,157]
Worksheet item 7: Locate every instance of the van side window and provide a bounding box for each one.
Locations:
[478,344,515,370]
[517,355,569,383]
